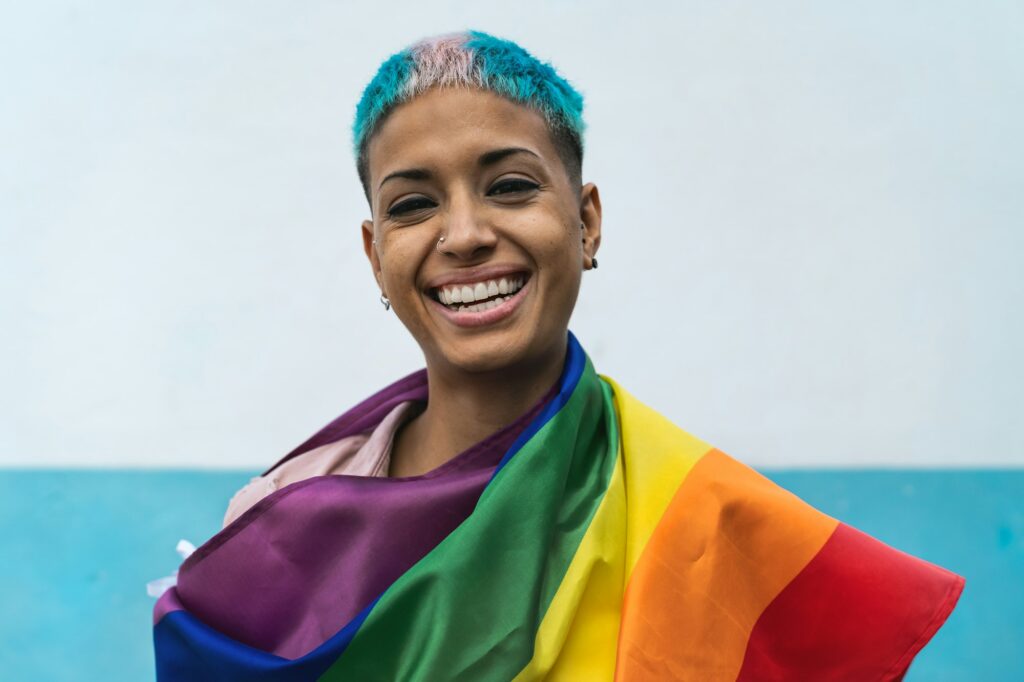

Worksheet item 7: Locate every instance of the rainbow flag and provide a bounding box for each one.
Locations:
[153,332,964,680]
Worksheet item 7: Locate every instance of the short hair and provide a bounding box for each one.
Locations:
[352,30,586,202]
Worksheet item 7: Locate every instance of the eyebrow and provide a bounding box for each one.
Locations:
[376,147,541,192]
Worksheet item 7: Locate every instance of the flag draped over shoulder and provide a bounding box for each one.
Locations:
[153,332,964,681]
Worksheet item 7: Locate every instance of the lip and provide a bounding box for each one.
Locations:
[427,275,532,329]
[423,264,531,291]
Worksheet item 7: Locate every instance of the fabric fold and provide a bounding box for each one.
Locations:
[154,331,963,681]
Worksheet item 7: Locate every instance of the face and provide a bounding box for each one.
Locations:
[362,87,601,378]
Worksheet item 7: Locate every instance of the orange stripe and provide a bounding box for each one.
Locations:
[614,449,839,681]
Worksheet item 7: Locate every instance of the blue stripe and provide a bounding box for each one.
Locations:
[153,595,380,681]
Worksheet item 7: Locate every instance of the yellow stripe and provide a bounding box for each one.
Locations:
[602,375,712,574]
[510,424,625,680]
[511,375,713,680]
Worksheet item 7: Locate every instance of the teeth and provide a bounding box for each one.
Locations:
[455,298,507,313]
[436,274,528,309]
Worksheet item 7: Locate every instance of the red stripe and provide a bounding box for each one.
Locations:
[736,523,964,681]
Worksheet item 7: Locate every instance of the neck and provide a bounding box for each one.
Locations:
[388,334,567,478]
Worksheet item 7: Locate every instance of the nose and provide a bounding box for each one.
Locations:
[438,189,497,260]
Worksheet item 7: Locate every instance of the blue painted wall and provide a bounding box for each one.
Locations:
[1,469,1020,680]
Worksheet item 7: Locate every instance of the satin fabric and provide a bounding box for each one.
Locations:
[153,332,963,681]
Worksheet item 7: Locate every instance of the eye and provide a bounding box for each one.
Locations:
[388,196,436,217]
[488,178,539,196]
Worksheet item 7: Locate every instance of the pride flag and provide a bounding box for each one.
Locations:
[153,332,963,680]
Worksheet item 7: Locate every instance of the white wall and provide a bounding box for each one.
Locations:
[2,1,1021,468]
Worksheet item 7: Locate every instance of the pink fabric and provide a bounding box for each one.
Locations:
[222,400,422,527]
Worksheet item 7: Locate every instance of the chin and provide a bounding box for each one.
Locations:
[428,327,561,374]
[433,333,537,375]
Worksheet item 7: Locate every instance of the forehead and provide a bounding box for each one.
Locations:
[367,87,558,184]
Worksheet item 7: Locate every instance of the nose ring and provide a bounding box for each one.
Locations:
[436,235,446,253]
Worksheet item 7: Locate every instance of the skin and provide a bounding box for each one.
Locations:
[361,86,602,477]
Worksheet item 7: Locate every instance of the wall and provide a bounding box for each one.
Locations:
[2,1,1021,469]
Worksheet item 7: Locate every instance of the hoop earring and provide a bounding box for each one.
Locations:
[379,293,390,311]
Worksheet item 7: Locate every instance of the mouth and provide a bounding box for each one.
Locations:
[428,272,530,312]
[425,272,532,328]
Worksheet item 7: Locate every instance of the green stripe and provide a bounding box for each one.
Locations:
[318,358,620,681]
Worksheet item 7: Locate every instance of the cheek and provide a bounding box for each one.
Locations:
[379,238,422,292]
[538,235,582,298]
[550,222,583,266]
[381,243,431,335]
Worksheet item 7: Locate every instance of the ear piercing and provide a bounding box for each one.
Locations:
[581,222,598,270]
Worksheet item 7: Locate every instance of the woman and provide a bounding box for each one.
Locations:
[153,31,963,681]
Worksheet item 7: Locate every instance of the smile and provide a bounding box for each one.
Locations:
[426,273,532,328]
[431,275,527,312]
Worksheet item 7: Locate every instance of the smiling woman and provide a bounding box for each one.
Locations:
[362,84,599,477]
[151,30,964,681]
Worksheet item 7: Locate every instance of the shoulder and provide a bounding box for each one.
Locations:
[220,401,422,528]
[222,475,279,528]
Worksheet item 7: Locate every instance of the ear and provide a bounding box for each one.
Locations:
[362,219,385,295]
[579,182,603,269]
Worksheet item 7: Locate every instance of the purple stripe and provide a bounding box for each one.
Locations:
[261,369,430,476]
[161,371,557,660]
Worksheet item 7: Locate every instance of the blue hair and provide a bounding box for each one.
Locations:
[352,30,586,197]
